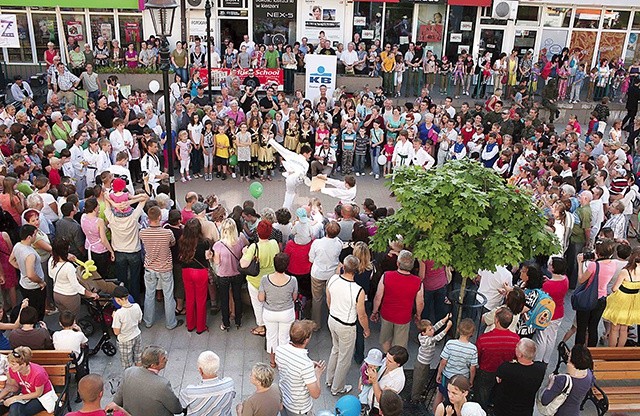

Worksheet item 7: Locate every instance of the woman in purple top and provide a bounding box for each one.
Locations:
[541,344,594,416]
[213,218,247,331]
[125,43,138,69]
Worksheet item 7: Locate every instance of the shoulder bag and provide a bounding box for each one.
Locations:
[537,374,573,415]
[238,243,260,276]
[571,262,600,311]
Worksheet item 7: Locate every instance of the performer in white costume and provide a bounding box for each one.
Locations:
[268,138,313,211]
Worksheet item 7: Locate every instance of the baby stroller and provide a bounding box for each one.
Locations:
[77,294,117,357]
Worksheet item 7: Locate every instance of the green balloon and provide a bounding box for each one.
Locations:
[229,154,238,166]
[249,181,264,199]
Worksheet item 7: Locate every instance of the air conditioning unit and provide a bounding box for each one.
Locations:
[492,0,518,20]
[186,0,206,9]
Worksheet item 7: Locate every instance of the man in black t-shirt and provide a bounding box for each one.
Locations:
[259,87,279,117]
[191,85,211,107]
[318,38,336,56]
[493,338,545,416]
[242,68,261,91]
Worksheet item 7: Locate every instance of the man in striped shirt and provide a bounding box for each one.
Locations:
[139,206,182,330]
[180,351,236,416]
[275,320,326,416]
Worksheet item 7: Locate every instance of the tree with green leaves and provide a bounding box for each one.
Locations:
[370,159,560,327]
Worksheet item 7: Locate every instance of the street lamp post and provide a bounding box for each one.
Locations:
[204,0,213,101]
[146,0,178,203]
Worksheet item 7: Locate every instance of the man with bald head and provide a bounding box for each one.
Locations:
[67,374,130,416]
[567,190,593,288]
[493,339,545,416]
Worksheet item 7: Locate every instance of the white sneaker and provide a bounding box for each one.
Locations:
[181,177,187,183]
[355,172,360,176]
[231,173,237,178]
[369,171,374,176]
[375,174,380,180]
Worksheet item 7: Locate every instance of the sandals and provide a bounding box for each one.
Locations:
[251,326,266,336]
[175,307,185,316]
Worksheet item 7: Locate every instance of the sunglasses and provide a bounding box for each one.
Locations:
[11,350,20,359]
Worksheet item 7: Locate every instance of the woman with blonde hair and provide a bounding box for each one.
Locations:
[238,363,282,416]
[352,241,374,363]
[0,346,57,415]
[213,218,247,331]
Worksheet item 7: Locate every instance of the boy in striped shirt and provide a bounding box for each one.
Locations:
[433,318,478,413]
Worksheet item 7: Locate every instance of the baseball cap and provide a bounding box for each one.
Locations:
[295,207,309,224]
[112,178,126,193]
[364,348,385,366]
[192,202,207,215]
[113,286,130,299]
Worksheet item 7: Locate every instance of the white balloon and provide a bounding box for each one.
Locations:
[149,80,160,94]
[54,139,67,153]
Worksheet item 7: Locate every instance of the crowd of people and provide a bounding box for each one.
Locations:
[1,29,640,416]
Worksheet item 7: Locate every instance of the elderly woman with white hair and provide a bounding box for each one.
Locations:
[180,350,236,416]
[51,111,72,143]
[237,363,282,416]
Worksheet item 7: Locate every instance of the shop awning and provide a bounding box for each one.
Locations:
[448,0,491,6]
[354,0,400,3]
[2,0,140,9]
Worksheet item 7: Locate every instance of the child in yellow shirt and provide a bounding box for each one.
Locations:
[215,124,230,180]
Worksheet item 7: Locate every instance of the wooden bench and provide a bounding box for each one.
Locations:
[586,347,640,416]
[0,350,75,416]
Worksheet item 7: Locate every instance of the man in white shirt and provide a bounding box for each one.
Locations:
[239,34,255,56]
[476,266,513,312]
[10,76,33,102]
[140,139,168,194]
[269,139,313,211]
[309,221,343,330]
[409,138,435,170]
[70,108,86,136]
[318,175,357,204]
[366,346,408,414]
[341,43,360,74]
[109,118,133,162]
[70,131,88,197]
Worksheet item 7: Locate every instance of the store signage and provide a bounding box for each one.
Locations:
[222,0,243,7]
[6,0,139,9]
[0,14,19,48]
[190,19,215,37]
[219,10,248,17]
[460,21,472,31]
[198,68,284,90]
[254,0,295,19]
[305,54,337,101]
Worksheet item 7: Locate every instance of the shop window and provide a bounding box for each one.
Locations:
[60,8,84,12]
[352,2,383,45]
[119,15,144,50]
[633,12,640,30]
[542,7,571,28]
[29,7,56,11]
[62,14,88,51]
[516,6,539,25]
[602,10,630,30]
[417,2,446,58]
[32,13,60,62]
[573,9,601,29]
[541,29,568,60]
[90,15,115,43]
[479,6,507,26]
[598,32,626,63]
[384,1,415,46]
[6,13,33,63]
[444,6,476,59]
[625,33,640,66]
[514,30,537,56]
[570,31,597,67]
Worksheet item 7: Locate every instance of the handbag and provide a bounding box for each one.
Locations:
[536,374,573,415]
[571,262,600,311]
[238,243,260,276]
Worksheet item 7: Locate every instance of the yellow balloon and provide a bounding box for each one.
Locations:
[75,259,97,279]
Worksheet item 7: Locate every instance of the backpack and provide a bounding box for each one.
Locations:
[525,289,556,330]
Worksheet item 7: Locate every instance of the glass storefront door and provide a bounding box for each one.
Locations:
[514,29,537,58]
[477,28,504,61]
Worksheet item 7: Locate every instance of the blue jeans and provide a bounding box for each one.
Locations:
[173,66,188,84]
[143,270,178,329]
[354,154,366,174]
[422,285,448,323]
[370,146,380,176]
[7,399,45,416]
[115,251,142,304]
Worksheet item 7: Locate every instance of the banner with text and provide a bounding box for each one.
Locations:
[305,54,337,102]
[0,15,20,48]
[198,68,284,90]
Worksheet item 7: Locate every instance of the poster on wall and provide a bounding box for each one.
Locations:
[125,23,140,44]
[598,32,625,63]
[302,0,343,43]
[540,29,568,60]
[0,14,20,48]
[305,54,337,101]
[253,0,296,45]
[67,21,84,42]
[570,31,597,66]
[417,3,445,57]
[100,23,113,41]
[190,18,215,40]
[626,33,640,65]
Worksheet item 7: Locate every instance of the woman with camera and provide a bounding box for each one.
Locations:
[576,239,618,346]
